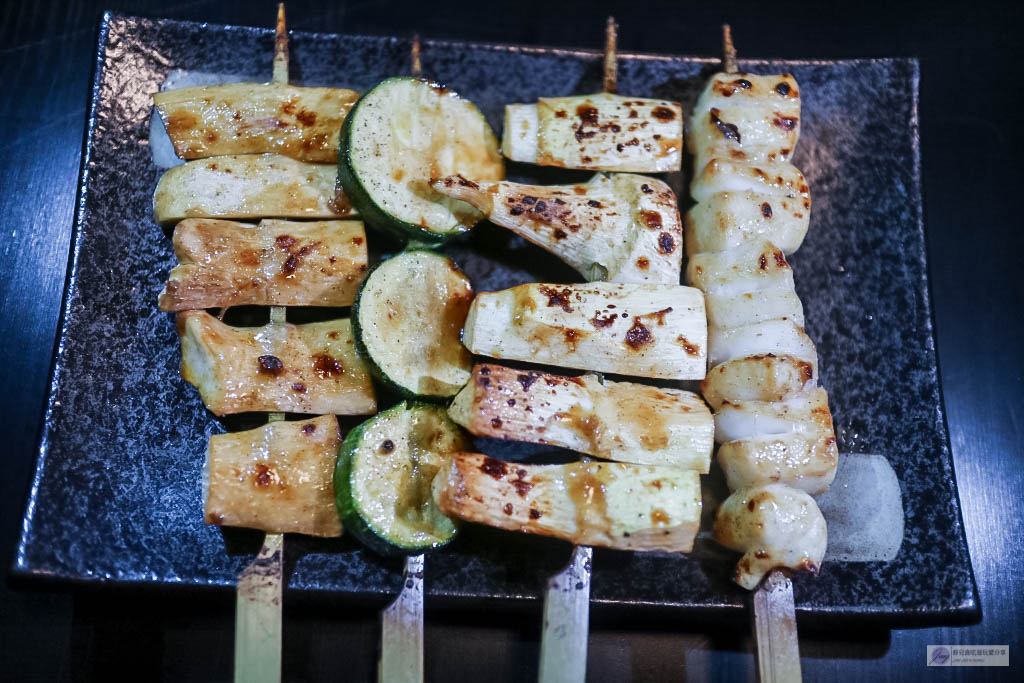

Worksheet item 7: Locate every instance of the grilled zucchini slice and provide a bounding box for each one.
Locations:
[334,402,469,555]
[337,77,504,244]
[352,250,474,400]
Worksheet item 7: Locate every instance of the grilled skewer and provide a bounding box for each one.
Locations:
[685,27,835,580]
[235,9,295,683]
[684,25,841,683]
[377,34,430,683]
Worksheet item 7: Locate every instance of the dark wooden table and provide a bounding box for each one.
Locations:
[2,1,1020,680]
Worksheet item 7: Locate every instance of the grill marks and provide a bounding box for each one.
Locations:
[710,108,741,143]
[539,285,574,312]
[624,318,653,349]
[258,354,285,375]
[657,232,676,254]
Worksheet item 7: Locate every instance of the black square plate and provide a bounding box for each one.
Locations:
[14,12,978,625]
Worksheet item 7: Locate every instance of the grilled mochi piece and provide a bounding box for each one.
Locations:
[707,319,818,375]
[462,282,707,380]
[713,387,835,444]
[158,218,368,310]
[153,153,356,224]
[448,364,713,471]
[691,158,810,206]
[503,92,683,172]
[687,72,801,172]
[204,414,343,537]
[154,83,359,163]
[686,240,804,329]
[713,483,827,590]
[684,189,811,256]
[700,354,815,409]
[712,388,838,493]
[431,173,682,285]
[433,453,701,552]
[177,311,376,416]
[717,431,838,495]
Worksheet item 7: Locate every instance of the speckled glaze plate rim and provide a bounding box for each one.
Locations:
[12,11,980,627]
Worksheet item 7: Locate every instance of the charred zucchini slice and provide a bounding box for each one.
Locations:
[352,250,473,400]
[334,402,469,555]
[337,77,504,244]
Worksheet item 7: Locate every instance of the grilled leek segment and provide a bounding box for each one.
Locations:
[433,453,701,552]
[154,83,359,163]
[158,218,368,311]
[686,72,801,172]
[335,403,468,555]
[448,364,713,470]
[462,282,707,380]
[431,173,682,285]
[337,77,504,244]
[352,250,474,400]
[177,311,376,416]
[204,414,343,537]
[153,153,355,224]
[712,483,827,590]
[503,92,683,172]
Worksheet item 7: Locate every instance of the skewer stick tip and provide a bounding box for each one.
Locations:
[603,16,618,94]
[411,33,422,78]
[722,23,738,74]
[273,3,289,84]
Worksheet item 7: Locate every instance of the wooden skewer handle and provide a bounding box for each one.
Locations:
[753,570,803,683]
[235,533,284,683]
[380,554,426,683]
[538,545,593,683]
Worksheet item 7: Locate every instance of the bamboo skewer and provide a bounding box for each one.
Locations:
[602,17,617,94]
[379,553,425,683]
[272,3,289,86]
[715,24,803,683]
[410,33,422,80]
[376,33,427,683]
[536,18,621,681]
[722,23,738,75]
[753,567,803,683]
[234,6,289,683]
[538,545,593,683]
